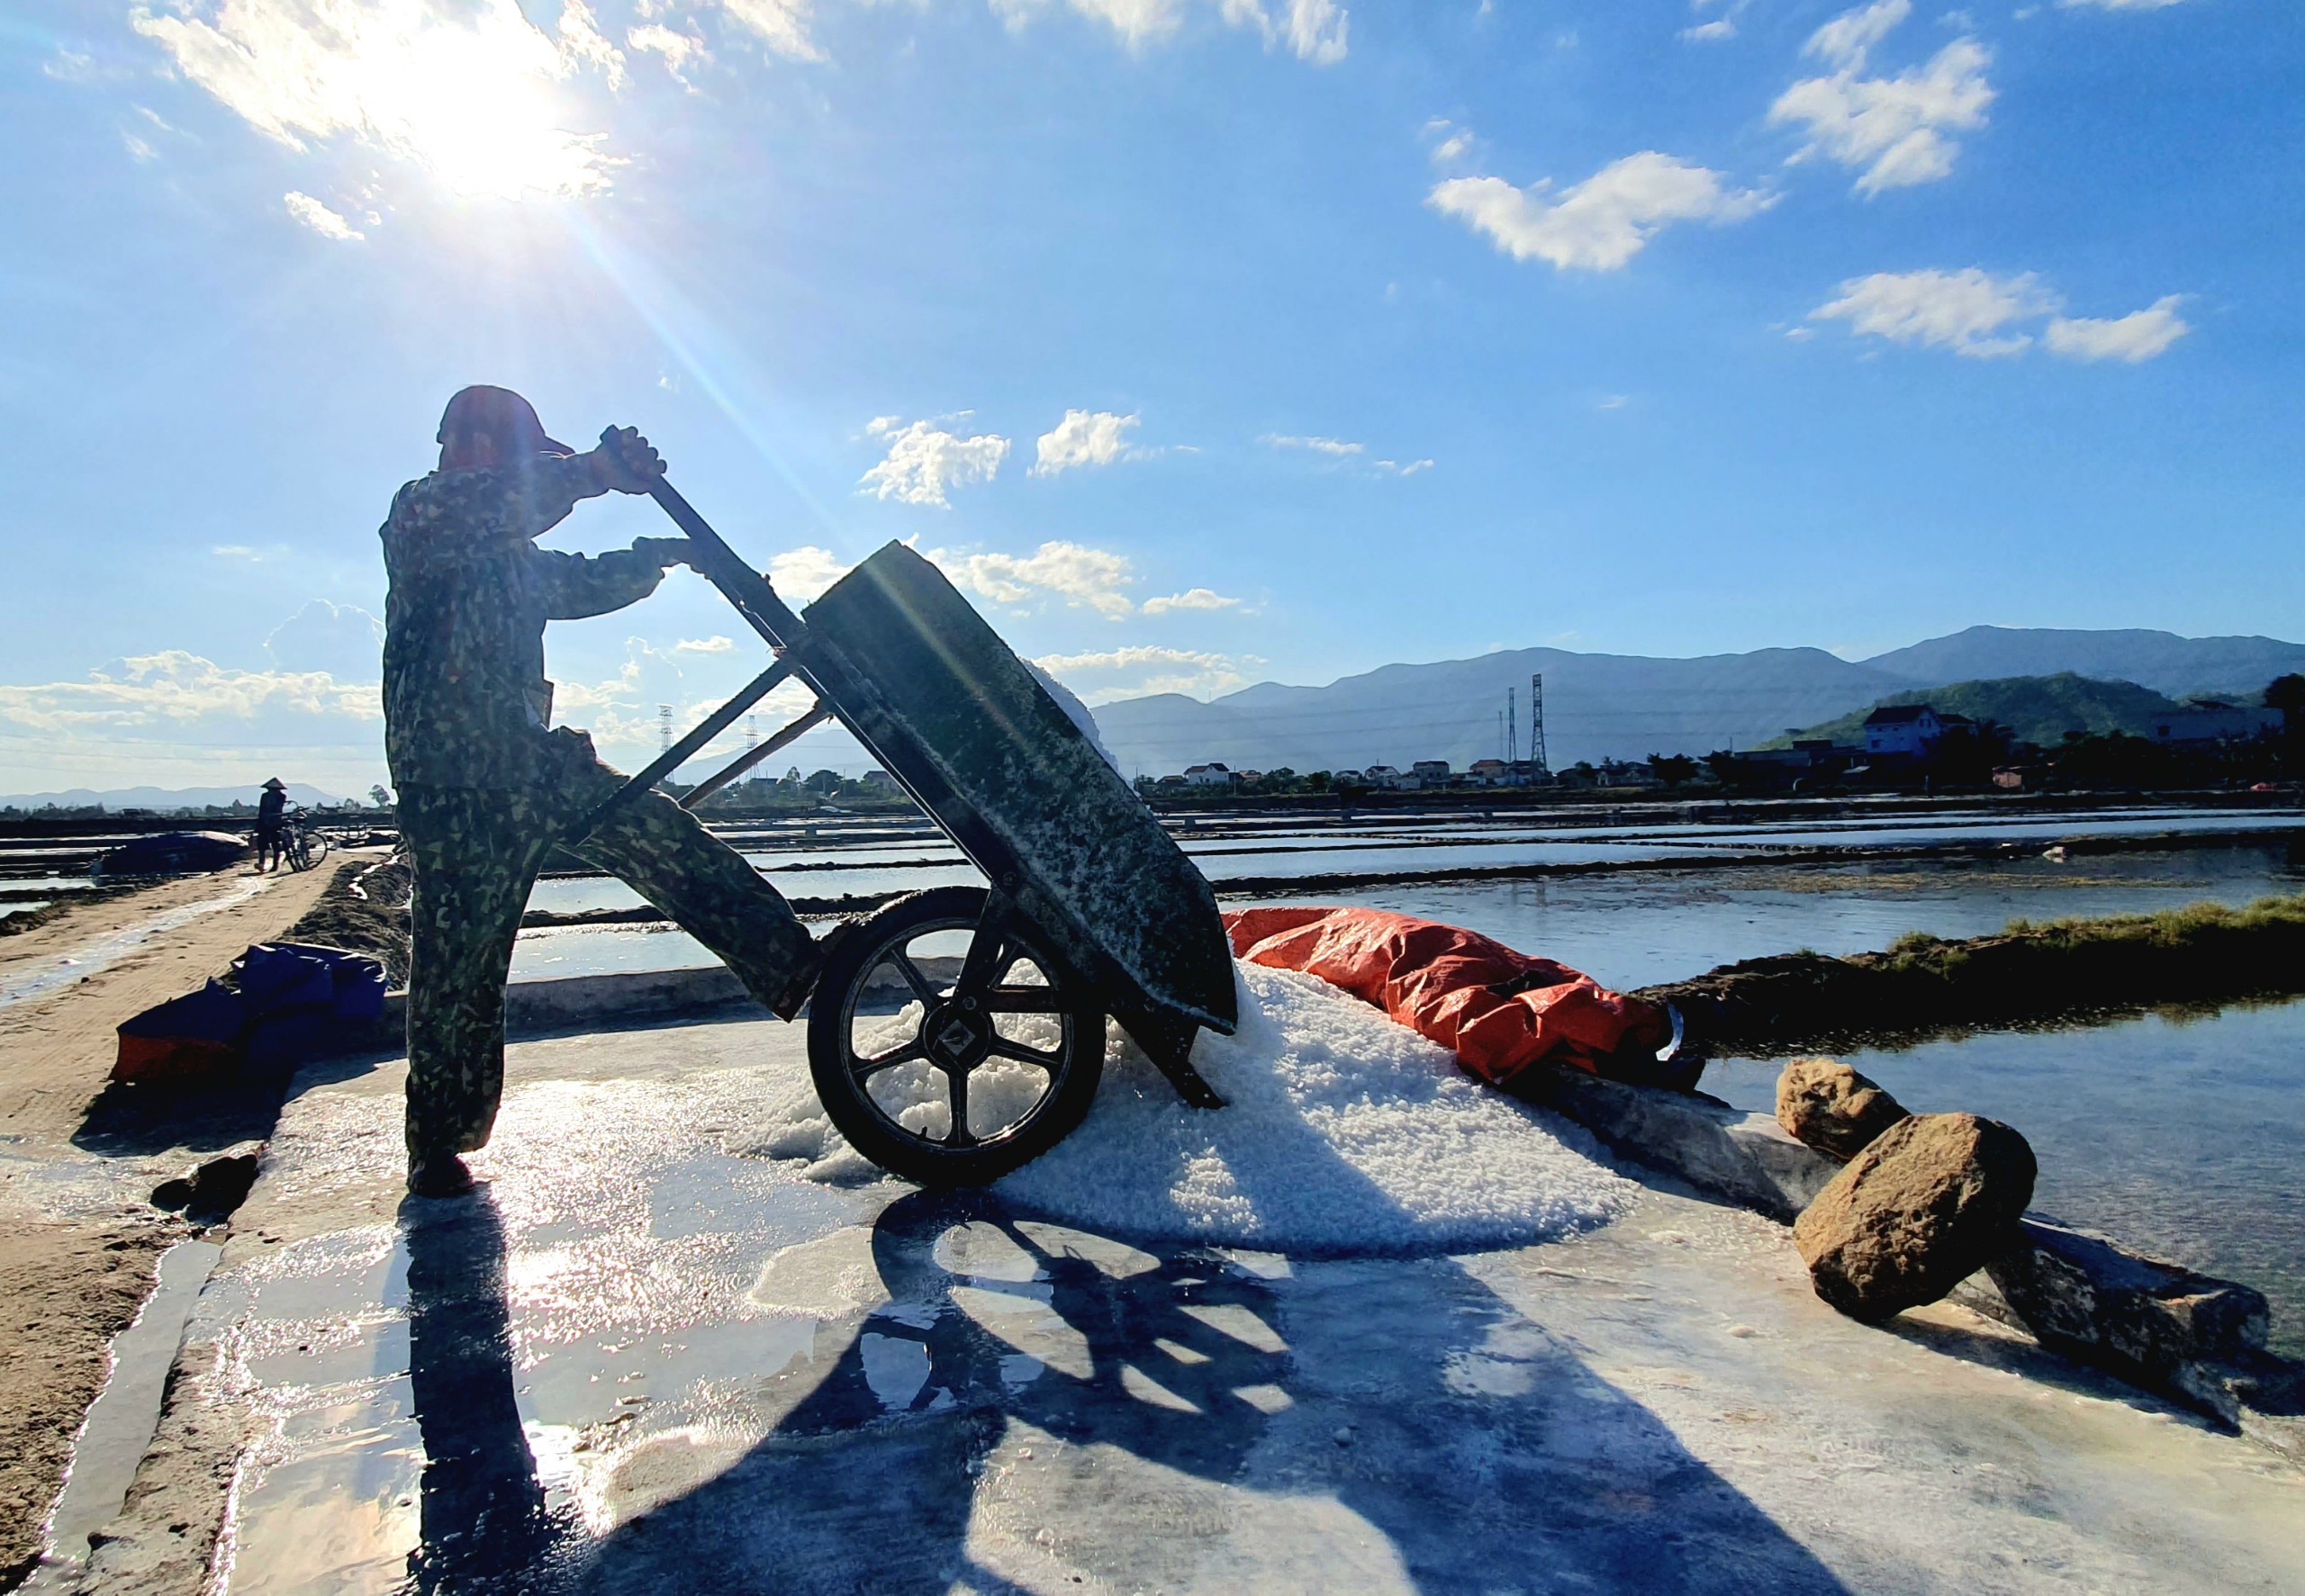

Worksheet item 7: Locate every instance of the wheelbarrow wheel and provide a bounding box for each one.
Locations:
[808,886,1105,1186]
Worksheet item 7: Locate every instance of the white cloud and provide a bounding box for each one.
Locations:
[1680,18,1736,40]
[2058,0,2188,8]
[266,600,383,679]
[1596,394,1631,410]
[212,545,262,560]
[1807,271,2192,365]
[1262,434,1430,476]
[1805,0,1910,68]
[546,636,820,765]
[1032,410,1144,475]
[1141,587,1242,615]
[1809,267,2047,356]
[1285,0,1349,63]
[1037,644,1235,672]
[766,537,1210,622]
[1262,433,1362,455]
[1769,1,1993,194]
[132,0,624,199]
[1429,151,1773,272]
[2043,295,2191,362]
[628,23,710,84]
[767,546,853,602]
[935,541,1136,618]
[719,0,823,60]
[990,0,1346,62]
[858,415,1011,507]
[556,0,626,88]
[0,652,379,732]
[1424,118,1474,166]
[676,635,737,653]
[284,190,363,239]
[1035,644,1255,702]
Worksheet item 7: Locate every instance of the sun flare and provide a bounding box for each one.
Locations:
[134,0,619,201]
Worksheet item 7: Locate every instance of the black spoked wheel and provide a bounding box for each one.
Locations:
[285,828,329,872]
[807,886,1105,1186]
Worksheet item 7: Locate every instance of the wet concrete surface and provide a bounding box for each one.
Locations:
[127,1014,2305,1594]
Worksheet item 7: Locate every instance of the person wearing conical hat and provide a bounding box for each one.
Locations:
[381,386,827,1198]
[254,777,288,873]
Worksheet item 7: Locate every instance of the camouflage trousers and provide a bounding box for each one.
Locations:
[398,727,811,1163]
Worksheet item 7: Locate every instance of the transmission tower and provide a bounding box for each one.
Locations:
[1528,673,1548,771]
[659,704,673,755]
[1507,686,1518,765]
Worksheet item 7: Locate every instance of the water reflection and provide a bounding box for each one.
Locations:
[401,1192,562,1591]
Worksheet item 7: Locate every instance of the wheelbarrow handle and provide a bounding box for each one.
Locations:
[609,428,805,649]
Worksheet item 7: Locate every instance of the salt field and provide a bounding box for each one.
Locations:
[504,819,2305,1368]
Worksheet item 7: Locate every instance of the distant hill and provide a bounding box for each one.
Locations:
[0,783,347,814]
[1864,627,2305,699]
[1087,626,2305,778]
[1765,674,2190,751]
[1090,646,1908,775]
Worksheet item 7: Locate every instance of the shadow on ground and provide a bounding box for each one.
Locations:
[397,1181,1850,1594]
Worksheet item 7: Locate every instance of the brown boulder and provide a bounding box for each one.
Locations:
[1794,1113,2037,1321]
[1776,1056,1909,1160]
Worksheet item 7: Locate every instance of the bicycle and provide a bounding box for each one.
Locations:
[279,807,331,873]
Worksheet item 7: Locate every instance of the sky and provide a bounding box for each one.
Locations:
[2,0,2299,795]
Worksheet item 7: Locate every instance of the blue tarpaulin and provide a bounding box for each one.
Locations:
[115,942,389,1084]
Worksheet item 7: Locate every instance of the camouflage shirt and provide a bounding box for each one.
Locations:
[382,456,667,789]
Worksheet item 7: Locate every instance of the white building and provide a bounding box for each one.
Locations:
[2148,703,2283,746]
[1864,705,1947,759]
[1181,762,1241,788]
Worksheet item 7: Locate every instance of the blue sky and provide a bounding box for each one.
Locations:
[3,0,2297,794]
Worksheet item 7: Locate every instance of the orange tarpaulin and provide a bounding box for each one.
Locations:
[1223,906,1673,1087]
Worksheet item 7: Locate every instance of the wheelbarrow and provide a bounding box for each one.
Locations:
[586,435,1238,1186]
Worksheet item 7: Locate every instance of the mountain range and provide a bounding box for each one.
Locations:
[9,628,2302,807]
[1089,627,2305,777]
[0,783,348,814]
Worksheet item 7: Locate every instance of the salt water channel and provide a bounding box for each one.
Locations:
[512,808,2305,1351]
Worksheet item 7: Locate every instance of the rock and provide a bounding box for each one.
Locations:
[149,1148,263,1222]
[1776,1057,1909,1160]
[1794,1113,2036,1322]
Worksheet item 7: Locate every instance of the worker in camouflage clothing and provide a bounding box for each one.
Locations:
[384,385,822,1197]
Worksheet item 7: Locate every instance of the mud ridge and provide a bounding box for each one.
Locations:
[1640,892,2305,1058]
[277,854,411,985]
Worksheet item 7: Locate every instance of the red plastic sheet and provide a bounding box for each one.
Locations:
[1223,906,1671,1086]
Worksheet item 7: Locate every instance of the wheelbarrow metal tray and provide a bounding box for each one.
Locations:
[800,543,1237,1041]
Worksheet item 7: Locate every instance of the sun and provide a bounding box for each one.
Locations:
[135,0,621,203]
[362,5,617,201]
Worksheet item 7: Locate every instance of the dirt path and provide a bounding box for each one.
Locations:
[0,864,351,1145]
[0,859,365,1587]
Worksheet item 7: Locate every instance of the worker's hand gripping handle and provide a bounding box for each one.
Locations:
[599,426,806,647]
